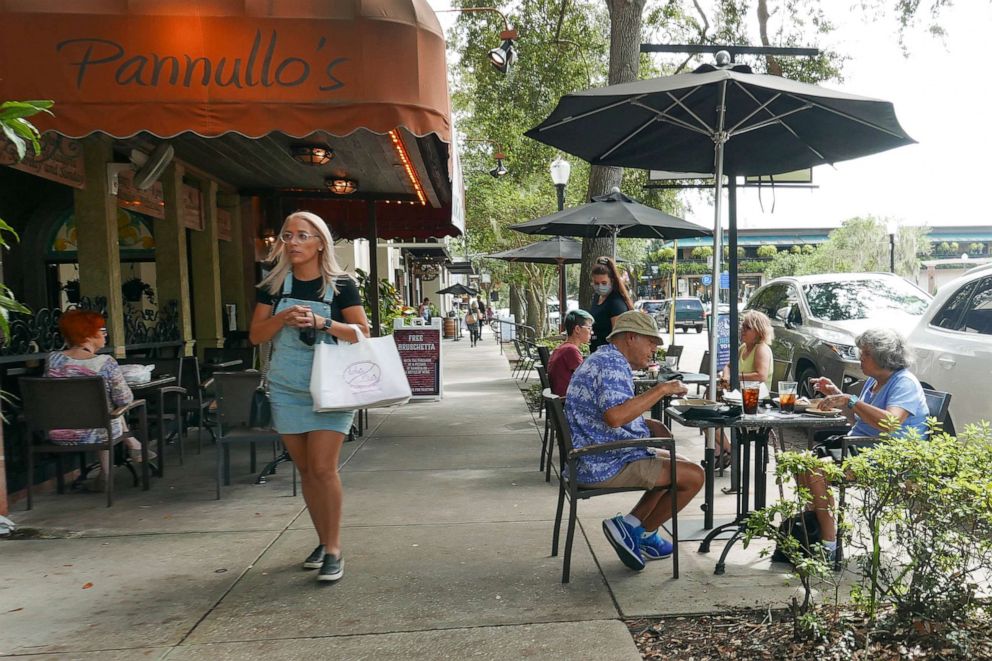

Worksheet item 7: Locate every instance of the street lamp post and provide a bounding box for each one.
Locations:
[550,158,571,331]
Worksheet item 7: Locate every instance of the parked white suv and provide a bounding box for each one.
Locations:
[745,273,932,397]
[908,263,992,434]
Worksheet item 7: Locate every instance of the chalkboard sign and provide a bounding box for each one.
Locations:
[393,322,442,399]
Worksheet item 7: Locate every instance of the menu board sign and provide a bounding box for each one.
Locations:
[393,327,441,398]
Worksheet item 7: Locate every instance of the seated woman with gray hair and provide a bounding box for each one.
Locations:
[798,327,929,558]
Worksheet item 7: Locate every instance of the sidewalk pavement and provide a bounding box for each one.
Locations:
[0,327,807,660]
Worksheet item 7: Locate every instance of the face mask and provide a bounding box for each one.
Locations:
[593,283,612,296]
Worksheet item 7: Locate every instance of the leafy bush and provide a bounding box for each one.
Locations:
[846,422,992,625]
[747,420,992,647]
[756,245,779,258]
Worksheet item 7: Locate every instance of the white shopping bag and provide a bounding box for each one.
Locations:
[310,326,412,411]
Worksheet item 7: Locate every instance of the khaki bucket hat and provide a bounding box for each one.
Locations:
[606,310,665,344]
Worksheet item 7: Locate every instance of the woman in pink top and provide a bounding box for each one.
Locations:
[548,309,594,396]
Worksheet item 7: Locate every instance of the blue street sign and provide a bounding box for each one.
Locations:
[720,271,730,289]
[701,274,712,286]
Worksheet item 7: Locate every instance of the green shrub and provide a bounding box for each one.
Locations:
[846,421,992,625]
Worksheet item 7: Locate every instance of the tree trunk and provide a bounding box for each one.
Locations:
[579,0,646,307]
[509,282,524,331]
[525,285,541,338]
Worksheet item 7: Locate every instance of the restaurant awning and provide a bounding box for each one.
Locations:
[0,0,462,239]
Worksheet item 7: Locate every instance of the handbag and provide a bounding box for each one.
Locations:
[465,313,476,325]
[249,386,271,428]
[310,324,412,411]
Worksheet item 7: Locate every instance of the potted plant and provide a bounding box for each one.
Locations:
[62,279,80,304]
[121,277,155,304]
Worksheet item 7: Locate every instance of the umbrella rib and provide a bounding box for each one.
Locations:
[729,83,827,160]
[630,100,712,136]
[784,92,910,140]
[599,115,664,160]
[534,95,645,132]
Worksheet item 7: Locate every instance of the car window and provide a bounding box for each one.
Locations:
[749,284,787,319]
[641,302,663,314]
[802,279,930,321]
[930,280,976,331]
[676,300,701,311]
[961,277,992,335]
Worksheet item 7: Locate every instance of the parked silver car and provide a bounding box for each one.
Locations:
[745,273,932,397]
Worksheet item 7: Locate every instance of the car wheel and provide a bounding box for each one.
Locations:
[695,325,703,333]
[797,366,819,399]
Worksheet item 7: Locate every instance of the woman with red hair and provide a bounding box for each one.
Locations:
[45,309,153,490]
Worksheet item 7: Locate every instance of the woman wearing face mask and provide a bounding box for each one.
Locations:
[588,256,634,353]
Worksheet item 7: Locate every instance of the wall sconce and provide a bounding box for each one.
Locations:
[326,177,358,195]
[290,144,334,166]
[261,228,277,248]
[436,7,519,75]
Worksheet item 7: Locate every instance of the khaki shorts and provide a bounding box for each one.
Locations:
[579,457,667,490]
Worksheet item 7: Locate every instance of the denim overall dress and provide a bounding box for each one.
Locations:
[268,275,355,435]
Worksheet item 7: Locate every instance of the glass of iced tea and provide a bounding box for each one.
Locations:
[778,381,798,414]
[742,381,761,414]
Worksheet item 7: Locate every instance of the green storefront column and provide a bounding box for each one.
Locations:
[190,179,223,358]
[157,162,194,356]
[74,134,124,356]
[217,193,250,333]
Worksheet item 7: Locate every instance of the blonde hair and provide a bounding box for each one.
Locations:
[740,309,774,345]
[258,211,352,297]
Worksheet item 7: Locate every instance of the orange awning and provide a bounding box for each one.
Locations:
[0,0,450,141]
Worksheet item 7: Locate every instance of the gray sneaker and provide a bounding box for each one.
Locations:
[317,553,343,583]
[303,544,326,570]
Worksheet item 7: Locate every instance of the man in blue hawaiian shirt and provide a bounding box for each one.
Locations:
[566,310,704,571]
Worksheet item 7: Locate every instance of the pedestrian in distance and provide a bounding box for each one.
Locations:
[250,210,370,584]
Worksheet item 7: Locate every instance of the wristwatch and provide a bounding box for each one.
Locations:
[322,317,333,331]
[847,395,858,409]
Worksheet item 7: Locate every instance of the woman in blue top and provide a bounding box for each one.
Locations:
[799,328,928,556]
[250,211,370,584]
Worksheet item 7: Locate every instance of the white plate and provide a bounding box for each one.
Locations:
[804,407,843,417]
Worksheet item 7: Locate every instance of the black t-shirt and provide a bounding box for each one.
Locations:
[589,290,630,352]
[256,276,362,324]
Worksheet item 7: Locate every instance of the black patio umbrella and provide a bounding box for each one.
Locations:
[509,189,711,260]
[488,236,586,332]
[436,282,478,297]
[525,59,915,401]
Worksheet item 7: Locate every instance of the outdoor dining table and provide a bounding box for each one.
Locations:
[129,375,181,477]
[665,405,849,575]
[633,370,709,422]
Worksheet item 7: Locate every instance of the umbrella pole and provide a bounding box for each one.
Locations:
[558,259,567,333]
[708,82,728,403]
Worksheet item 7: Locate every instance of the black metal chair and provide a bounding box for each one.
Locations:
[178,356,215,451]
[544,392,680,583]
[212,371,296,499]
[828,388,951,568]
[695,350,710,396]
[534,369,556,483]
[537,345,551,372]
[19,376,150,509]
[118,357,186,472]
[203,347,256,372]
[663,344,683,369]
